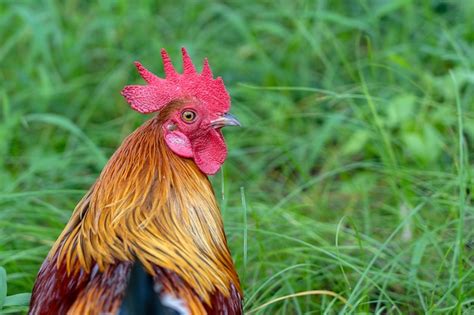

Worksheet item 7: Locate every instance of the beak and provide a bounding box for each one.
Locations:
[211,113,241,128]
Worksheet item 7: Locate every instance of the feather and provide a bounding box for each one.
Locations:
[29,110,242,314]
[119,262,182,315]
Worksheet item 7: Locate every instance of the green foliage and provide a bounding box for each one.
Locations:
[0,267,6,309]
[1,0,473,313]
[0,267,30,313]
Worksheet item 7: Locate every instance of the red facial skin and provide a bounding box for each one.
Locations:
[163,101,227,175]
[121,48,234,175]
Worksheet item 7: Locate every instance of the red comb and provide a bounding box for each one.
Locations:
[121,48,230,114]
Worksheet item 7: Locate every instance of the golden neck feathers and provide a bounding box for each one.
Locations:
[49,116,241,308]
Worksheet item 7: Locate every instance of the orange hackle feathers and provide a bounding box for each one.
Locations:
[30,101,242,314]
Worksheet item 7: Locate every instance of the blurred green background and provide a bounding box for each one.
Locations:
[1,0,474,313]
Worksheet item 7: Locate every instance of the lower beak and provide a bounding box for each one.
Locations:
[211,113,241,128]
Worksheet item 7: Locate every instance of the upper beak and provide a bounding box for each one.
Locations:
[211,113,241,128]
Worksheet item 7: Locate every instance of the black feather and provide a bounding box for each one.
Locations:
[118,262,180,315]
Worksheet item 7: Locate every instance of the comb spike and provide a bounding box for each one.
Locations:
[122,48,231,115]
[134,62,162,84]
[181,47,196,75]
[215,76,225,87]
[161,49,178,79]
[201,58,213,79]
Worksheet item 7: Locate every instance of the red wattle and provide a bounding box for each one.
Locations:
[192,129,227,175]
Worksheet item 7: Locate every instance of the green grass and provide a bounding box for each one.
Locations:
[1,0,474,313]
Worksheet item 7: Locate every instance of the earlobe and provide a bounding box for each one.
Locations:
[164,127,194,158]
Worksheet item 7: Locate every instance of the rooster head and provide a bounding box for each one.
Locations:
[121,48,240,175]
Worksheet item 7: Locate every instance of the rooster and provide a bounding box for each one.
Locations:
[29,48,243,314]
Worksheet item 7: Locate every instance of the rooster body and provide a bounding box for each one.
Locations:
[29,49,242,314]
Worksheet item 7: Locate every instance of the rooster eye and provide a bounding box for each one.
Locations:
[181,110,197,123]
